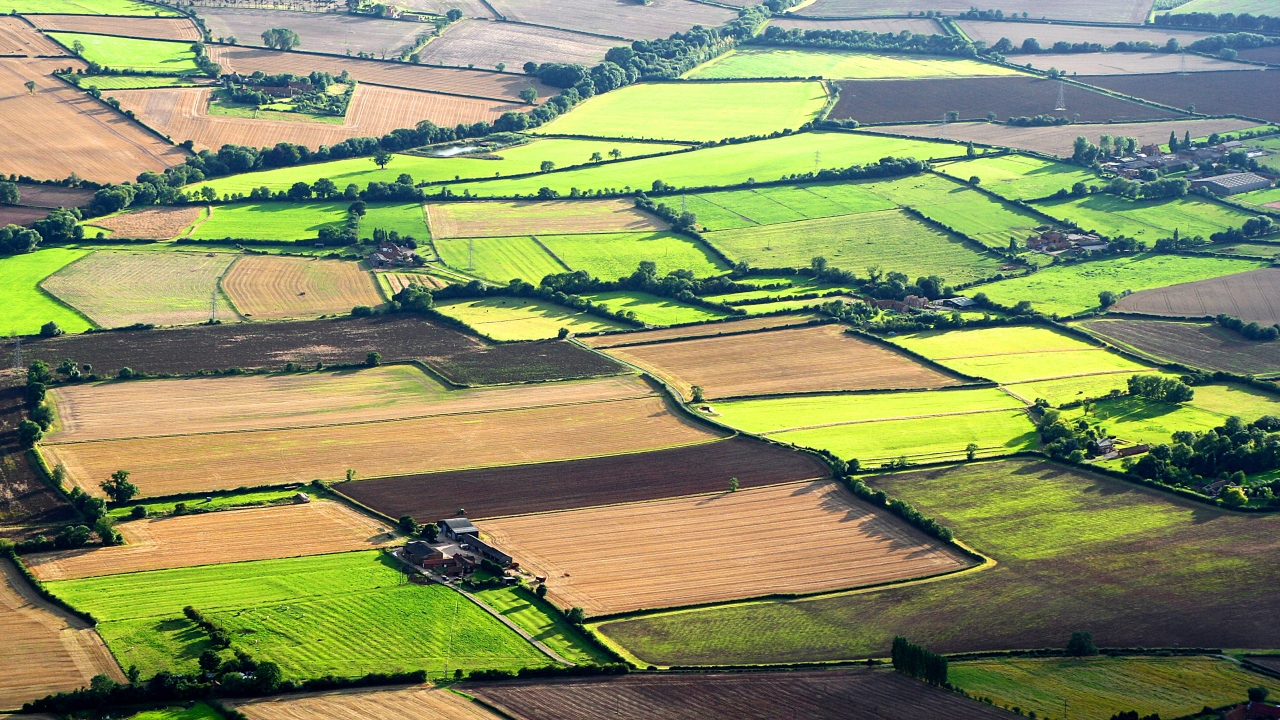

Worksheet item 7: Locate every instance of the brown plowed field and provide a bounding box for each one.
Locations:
[110,84,524,153]
[47,370,652,443]
[957,20,1214,50]
[0,58,187,183]
[1238,46,1280,66]
[26,14,201,41]
[426,199,666,238]
[464,668,1014,720]
[1113,268,1280,325]
[1246,656,1280,674]
[1082,71,1280,122]
[768,17,943,34]
[198,7,425,57]
[798,0,1157,24]
[87,205,203,239]
[831,76,1180,124]
[0,558,124,711]
[232,685,501,720]
[207,45,555,102]
[0,386,75,532]
[11,315,623,385]
[221,255,383,320]
[605,323,960,399]
[338,435,831,521]
[1078,318,1280,376]
[419,19,616,70]
[24,501,397,581]
[582,315,821,349]
[0,205,48,227]
[45,395,720,498]
[0,18,67,56]
[1023,51,1252,76]
[11,184,94,209]
[869,118,1259,157]
[479,480,972,616]
[483,0,735,40]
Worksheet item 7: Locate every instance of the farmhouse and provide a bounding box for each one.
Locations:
[403,540,471,576]
[1224,702,1280,720]
[1192,172,1272,196]
[437,517,514,567]
[369,242,419,267]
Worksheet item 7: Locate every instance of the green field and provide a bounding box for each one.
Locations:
[197,139,685,197]
[72,75,202,90]
[936,155,1099,201]
[936,349,1152,384]
[433,297,631,340]
[864,174,1047,249]
[6,0,179,13]
[1186,383,1280,421]
[435,235,567,283]
[891,324,1095,358]
[1197,241,1280,259]
[1004,370,1174,406]
[1172,0,1273,13]
[0,248,93,336]
[773,409,1038,464]
[950,656,1278,720]
[48,33,201,74]
[974,254,1266,317]
[191,202,350,241]
[710,387,1026,434]
[360,201,428,242]
[679,182,897,231]
[688,48,1020,80]
[473,585,613,665]
[594,459,1280,666]
[539,231,727,280]
[444,132,963,198]
[580,290,730,326]
[1033,193,1260,241]
[1064,395,1242,448]
[126,703,225,720]
[49,551,548,678]
[107,488,304,522]
[1232,186,1280,208]
[534,81,829,142]
[704,209,1002,281]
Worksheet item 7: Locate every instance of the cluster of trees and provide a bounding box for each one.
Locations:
[1154,11,1280,34]
[891,636,948,685]
[634,194,696,232]
[0,180,17,204]
[1126,415,1280,499]
[1035,403,1114,463]
[1186,31,1280,55]
[1128,374,1195,403]
[758,24,976,57]
[1007,114,1073,127]
[988,37,1103,55]
[185,606,232,649]
[0,224,40,255]
[1071,135,1139,165]
[1216,313,1280,341]
[260,28,300,51]
[1104,176,1189,200]
[223,70,354,116]
[316,201,363,246]
[1209,215,1275,245]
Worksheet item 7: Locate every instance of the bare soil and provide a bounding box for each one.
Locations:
[1082,70,1280,122]
[605,323,961,399]
[419,19,617,70]
[1113,268,1280,325]
[482,0,736,40]
[337,435,832,521]
[797,0,1159,24]
[0,18,67,57]
[233,684,500,720]
[1078,317,1280,376]
[27,14,201,41]
[957,20,1215,50]
[0,205,49,227]
[198,7,426,57]
[12,184,95,209]
[86,205,202,239]
[1024,52,1252,75]
[464,668,1015,720]
[221,255,384,320]
[1238,46,1280,66]
[479,480,972,616]
[381,272,445,293]
[581,315,821,349]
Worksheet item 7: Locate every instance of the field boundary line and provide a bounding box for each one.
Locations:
[527,235,572,271]
[586,316,828,349]
[215,253,245,321]
[755,405,1028,435]
[934,347,1108,360]
[33,249,102,331]
[41,390,659,446]
[1002,367,1163,386]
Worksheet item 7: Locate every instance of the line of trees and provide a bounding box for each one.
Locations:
[891,636,948,685]
[1216,313,1280,341]
[1154,11,1280,34]
[758,25,976,57]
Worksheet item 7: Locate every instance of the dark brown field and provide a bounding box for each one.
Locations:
[337,436,831,521]
[0,205,48,227]
[1082,71,1280,122]
[830,76,1180,124]
[464,669,1015,720]
[1238,46,1280,66]
[1078,318,1280,376]
[484,0,736,40]
[12,184,94,209]
[798,0,1153,24]
[0,386,75,540]
[1246,656,1280,674]
[4,315,622,386]
[1113,268,1280,326]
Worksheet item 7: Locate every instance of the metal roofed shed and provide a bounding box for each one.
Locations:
[439,517,479,539]
[1193,172,1272,196]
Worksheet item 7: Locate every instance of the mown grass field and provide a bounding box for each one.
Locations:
[1004,370,1175,406]
[190,202,350,241]
[359,201,428,241]
[433,297,631,340]
[534,81,829,142]
[936,155,1099,200]
[594,459,1280,666]
[891,325,1094,357]
[197,139,684,196]
[0,247,92,336]
[445,132,962,198]
[539,231,727,279]
[710,387,1026,434]
[48,33,200,74]
[974,254,1266,317]
[1186,383,1280,421]
[935,349,1151,385]
[772,409,1038,464]
[106,488,301,521]
[580,290,730,325]
[688,48,1021,80]
[74,75,201,90]
[950,656,1278,720]
[1034,193,1260,242]
[473,585,613,665]
[679,182,896,231]
[128,702,225,720]
[864,173,1046,248]
[435,235,569,283]
[48,551,548,678]
[10,0,180,13]
[704,209,1002,280]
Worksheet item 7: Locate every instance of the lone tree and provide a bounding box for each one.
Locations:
[965,443,979,461]
[372,151,392,170]
[608,148,622,160]
[1098,290,1117,308]
[1066,630,1098,656]
[729,477,739,492]
[72,39,85,56]
[101,469,139,503]
[519,87,538,104]
[398,514,419,534]
[23,80,35,95]
[261,28,300,51]
[589,151,602,163]
[540,160,554,173]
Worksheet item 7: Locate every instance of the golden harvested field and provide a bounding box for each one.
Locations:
[479,480,973,616]
[47,370,653,442]
[606,324,961,399]
[46,395,720,497]
[381,272,446,293]
[581,315,819,348]
[0,58,186,183]
[221,255,383,320]
[0,18,67,56]
[87,205,204,239]
[110,85,524,153]
[232,685,500,720]
[426,199,667,239]
[39,250,238,329]
[27,14,201,41]
[207,45,556,102]
[0,559,124,711]
[24,501,397,581]
[419,19,617,69]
